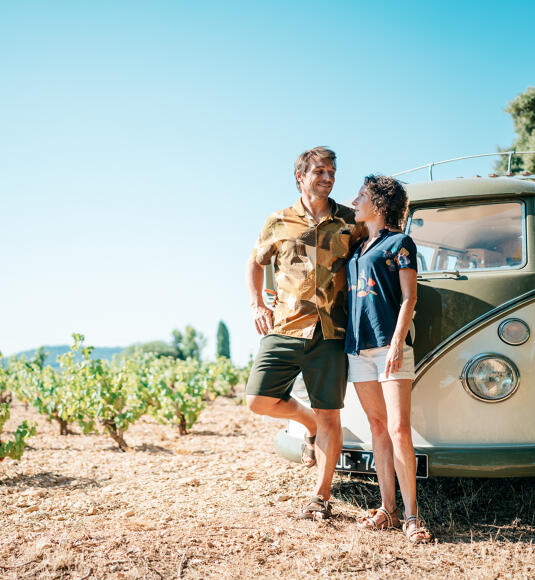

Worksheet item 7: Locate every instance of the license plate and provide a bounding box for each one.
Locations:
[336,449,429,479]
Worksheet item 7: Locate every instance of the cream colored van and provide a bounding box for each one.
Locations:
[273,153,535,478]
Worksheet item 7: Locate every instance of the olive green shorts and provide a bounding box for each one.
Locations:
[246,324,348,410]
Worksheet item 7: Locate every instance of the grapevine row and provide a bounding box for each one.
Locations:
[0,334,251,458]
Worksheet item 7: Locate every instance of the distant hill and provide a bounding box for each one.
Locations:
[10,345,125,368]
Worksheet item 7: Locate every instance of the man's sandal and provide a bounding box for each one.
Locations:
[357,506,401,530]
[299,496,332,520]
[301,434,316,467]
[403,515,432,544]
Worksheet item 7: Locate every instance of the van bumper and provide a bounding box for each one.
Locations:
[274,429,535,478]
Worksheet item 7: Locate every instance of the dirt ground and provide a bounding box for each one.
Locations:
[0,394,534,580]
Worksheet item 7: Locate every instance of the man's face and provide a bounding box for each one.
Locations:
[296,158,336,198]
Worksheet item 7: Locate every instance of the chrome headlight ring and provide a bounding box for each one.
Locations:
[461,353,520,403]
[498,318,530,346]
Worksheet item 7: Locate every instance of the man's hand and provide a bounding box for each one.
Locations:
[252,303,273,335]
[246,257,274,335]
[385,342,404,378]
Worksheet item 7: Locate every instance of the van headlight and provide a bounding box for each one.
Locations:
[461,354,520,402]
[498,318,530,346]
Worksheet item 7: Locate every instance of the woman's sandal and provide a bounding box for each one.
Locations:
[357,506,401,530]
[403,514,432,544]
[299,496,332,520]
[301,434,316,467]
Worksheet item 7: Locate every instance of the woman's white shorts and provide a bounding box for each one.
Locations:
[347,345,415,383]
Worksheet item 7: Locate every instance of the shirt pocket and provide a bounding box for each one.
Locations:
[279,238,312,271]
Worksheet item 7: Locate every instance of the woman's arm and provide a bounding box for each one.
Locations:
[385,268,417,378]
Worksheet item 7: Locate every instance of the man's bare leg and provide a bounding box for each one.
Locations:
[247,397,342,499]
[246,395,317,438]
[312,409,342,500]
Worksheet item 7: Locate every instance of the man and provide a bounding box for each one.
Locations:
[245,146,364,519]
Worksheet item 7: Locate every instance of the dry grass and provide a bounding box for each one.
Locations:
[0,393,533,580]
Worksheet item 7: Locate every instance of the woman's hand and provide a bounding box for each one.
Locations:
[385,342,404,378]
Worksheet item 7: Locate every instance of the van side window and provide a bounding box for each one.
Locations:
[408,202,524,272]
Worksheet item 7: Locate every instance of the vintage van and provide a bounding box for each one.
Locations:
[272,156,535,478]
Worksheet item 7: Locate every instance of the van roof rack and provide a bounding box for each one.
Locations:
[392,151,535,182]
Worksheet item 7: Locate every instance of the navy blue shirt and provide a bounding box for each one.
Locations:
[345,230,417,355]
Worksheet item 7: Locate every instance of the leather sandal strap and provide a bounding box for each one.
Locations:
[358,507,399,529]
[302,445,315,459]
[358,515,377,528]
[405,515,426,527]
[301,435,316,466]
[308,495,327,506]
[404,515,430,541]
[376,507,393,527]
[300,496,331,520]
[409,527,429,537]
[305,496,331,513]
[408,527,431,543]
[304,434,316,445]
[403,515,416,533]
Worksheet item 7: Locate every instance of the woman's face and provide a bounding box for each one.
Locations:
[352,186,376,222]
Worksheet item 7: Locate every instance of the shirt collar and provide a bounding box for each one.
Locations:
[292,197,336,220]
[357,228,390,254]
[363,228,390,241]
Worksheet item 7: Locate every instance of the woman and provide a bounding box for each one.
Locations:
[345,174,431,544]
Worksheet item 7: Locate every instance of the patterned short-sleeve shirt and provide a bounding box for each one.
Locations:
[252,198,365,340]
[345,230,417,355]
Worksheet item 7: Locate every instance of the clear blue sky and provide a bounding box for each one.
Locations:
[1,0,533,363]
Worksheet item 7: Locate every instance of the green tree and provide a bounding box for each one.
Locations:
[122,341,176,359]
[216,321,231,359]
[496,87,535,174]
[172,325,206,360]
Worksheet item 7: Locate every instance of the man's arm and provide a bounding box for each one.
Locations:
[246,255,273,335]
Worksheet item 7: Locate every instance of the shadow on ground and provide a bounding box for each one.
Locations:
[191,429,245,438]
[134,443,175,454]
[333,475,535,543]
[0,471,100,490]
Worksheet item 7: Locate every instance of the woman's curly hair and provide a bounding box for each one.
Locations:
[363,174,409,229]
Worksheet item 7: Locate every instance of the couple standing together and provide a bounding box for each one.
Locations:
[245,146,431,544]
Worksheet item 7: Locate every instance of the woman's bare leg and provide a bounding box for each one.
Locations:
[354,381,397,514]
[381,379,417,517]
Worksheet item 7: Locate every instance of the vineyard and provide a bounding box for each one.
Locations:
[0,334,249,459]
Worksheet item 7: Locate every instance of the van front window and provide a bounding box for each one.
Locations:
[408,202,524,272]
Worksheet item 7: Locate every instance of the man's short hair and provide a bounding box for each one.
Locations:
[294,146,336,191]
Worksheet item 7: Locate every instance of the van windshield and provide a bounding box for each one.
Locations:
[408,202,524,272]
